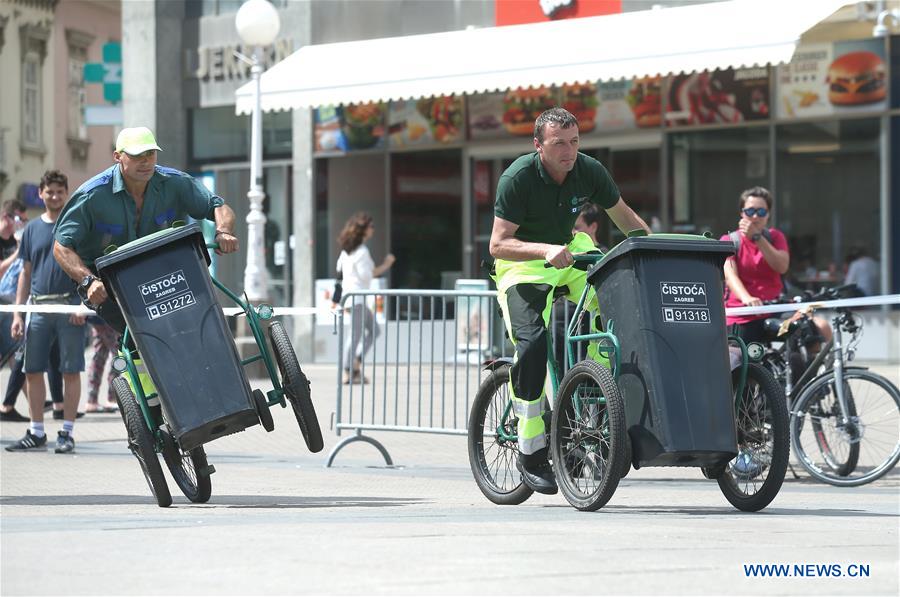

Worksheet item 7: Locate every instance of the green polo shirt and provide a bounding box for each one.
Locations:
[494,152,619,245]
[55,164,223,267]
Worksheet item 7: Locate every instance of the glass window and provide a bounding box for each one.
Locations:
[191,106,249,163]
[391,150,462,295]
[776,118,881,292]
[67,56,87,140]
[191,106,292,164]
[668,127,770,236]
[22,54,41,147]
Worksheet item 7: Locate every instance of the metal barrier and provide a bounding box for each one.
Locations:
[326,288,584,466]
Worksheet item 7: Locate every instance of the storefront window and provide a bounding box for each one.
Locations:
[190,106,291,164]
[391,150,462,296]
[776,118,881,293]
[668,127,770,236]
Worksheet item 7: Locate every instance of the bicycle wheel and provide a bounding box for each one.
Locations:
[113,377,172,508]
[717,364,789,512]
[467,364,533,505]
[810,380,859,476]
[268,321,324,453]
[160,427,212,503]
[792,369,900,487]
[551,360,625,512]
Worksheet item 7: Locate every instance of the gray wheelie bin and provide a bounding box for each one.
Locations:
[96,223,257,451]
[586,234,737,468]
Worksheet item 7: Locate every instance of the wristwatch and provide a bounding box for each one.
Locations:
[79,274,96,293]
[750,233,762,242]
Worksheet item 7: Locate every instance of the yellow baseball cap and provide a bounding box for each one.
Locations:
[115,127,162,155]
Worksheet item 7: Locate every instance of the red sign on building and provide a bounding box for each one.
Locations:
[495,0,621,26]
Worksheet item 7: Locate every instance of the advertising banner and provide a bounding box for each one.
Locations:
[466,78,663,139]
[599,77,662,130]
[388,96,464,148]
[666,67,770,127]
[314,103,387,152]
[777,39,887,119]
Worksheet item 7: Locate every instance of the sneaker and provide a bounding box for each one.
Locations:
[731,450,763,479]
[0,408,30,422]
[52,410,85,420]
[5,430,48,451]
[54,430,75,454]
[516,458,558,495]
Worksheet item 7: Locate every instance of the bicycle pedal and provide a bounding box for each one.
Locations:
[199,465,216,476]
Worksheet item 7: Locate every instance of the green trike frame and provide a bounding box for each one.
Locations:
[468,251,790,512]
[111,242,323,508]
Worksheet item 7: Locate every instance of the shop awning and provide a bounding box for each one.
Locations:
[235,0,851,114]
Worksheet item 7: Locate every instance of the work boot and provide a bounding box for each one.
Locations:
[516,457,558,495]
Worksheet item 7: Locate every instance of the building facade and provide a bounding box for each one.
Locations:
[0,0,120,207]
[119,0,899,360]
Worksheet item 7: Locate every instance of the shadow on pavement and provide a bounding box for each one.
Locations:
[0,494,426,508]
[541,503,897,517]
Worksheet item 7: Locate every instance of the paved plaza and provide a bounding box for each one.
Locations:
[1,363,898,595]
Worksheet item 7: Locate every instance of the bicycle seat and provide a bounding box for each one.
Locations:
[553,285,569,299]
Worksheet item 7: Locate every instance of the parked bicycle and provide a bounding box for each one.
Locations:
[468,236,790,512]
[756,285,900,487]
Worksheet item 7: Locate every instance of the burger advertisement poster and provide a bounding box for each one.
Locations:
[666,68,770,127]
[777,39,887,119]
[466,78,660,140]
[599,77,663,130]
[388,96,465,148]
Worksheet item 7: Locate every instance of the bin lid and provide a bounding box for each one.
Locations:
[587,234,735,281]
[95,223,209,273]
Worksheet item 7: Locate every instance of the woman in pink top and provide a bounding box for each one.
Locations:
[721,186,831,345]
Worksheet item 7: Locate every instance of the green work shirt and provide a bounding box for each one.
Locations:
[494,152,619,245]
[55,164,223,267]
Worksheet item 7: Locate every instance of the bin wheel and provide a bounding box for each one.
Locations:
[253,389,275,432]
[160,427,212,504]
[113,377,172,508]
[268,321,324,453]
[467,364,534,506]
[551,360,626,512]
[717,364,789,512]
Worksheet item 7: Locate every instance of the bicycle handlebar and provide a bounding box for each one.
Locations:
[543,251,604,270]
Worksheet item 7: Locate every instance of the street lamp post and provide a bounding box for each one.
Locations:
[235,0,280,302]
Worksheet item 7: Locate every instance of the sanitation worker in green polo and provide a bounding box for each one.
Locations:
[489,107,651,494]
[52,126,239,333]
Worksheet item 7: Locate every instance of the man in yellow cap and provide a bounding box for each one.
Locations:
[52,127,239,331]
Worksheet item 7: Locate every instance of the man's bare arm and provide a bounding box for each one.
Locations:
[10,261,32,338]
[53,241,92,285]
[605,197,651,236]
[489,216,572,268]
[212,204,239,254]
[54,241,108,305]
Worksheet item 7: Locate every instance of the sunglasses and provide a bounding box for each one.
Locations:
[742,207,769,218]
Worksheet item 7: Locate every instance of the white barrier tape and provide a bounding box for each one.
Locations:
[3,296,894,319]
[0,304,94,314]
[0,303,334,317]
[725,294,900,317]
